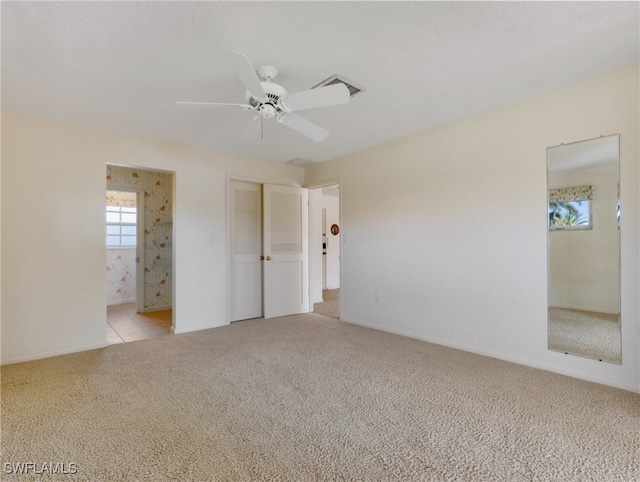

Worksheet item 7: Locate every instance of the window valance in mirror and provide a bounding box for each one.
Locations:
[549,185,596,203]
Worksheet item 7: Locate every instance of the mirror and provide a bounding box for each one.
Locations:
[547,134,621,364]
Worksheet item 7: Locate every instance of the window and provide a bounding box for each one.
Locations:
[549,200,591,230]
[106,206,137,246]
[548,185,595,231]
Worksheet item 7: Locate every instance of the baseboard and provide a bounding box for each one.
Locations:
[1,341,109,366]
[172,320,227,335]
[341,317,639,394]
[107,298,135,306]
[143,305,172,313]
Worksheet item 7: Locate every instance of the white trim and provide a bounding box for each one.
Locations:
[172,321,228,335]
[1,342,109,366]
[227,172,302,188]
[549,224,593,232]
[107,298,136,306]
[170,171,176,331]
[306,177,342,190]
[226,176,232,324]
[136,190,146,314]
[144,304,171,313]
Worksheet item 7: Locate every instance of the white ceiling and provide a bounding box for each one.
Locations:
[2,2,638,165]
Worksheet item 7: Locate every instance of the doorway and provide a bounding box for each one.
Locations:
[309,182,341,319]
[106,164,174,342]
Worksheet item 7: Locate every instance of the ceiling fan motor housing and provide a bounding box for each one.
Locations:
[259,103,277,119]
[246,81,288,114]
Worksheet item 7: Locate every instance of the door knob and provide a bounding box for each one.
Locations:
[266,256,271,261]
[260,256,264,261]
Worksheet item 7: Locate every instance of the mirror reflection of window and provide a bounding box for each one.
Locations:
[549,199,592,229]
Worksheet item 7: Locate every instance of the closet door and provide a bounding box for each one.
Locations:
[230,181,262,321]
[263,184,309,318]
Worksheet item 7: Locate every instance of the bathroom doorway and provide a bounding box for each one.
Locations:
[106,164,174,343]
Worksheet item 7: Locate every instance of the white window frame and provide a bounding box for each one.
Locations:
[106,205,138,248]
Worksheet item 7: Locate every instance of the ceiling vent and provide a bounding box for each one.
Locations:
[312,74,364,97]
[286,158,318,167]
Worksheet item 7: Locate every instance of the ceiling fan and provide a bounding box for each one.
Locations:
[177,51,350,142]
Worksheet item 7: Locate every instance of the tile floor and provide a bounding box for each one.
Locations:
[107,303,172,345]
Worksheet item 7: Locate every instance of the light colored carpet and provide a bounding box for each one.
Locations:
[313,288,339,319]
[2,313,638,481]
[548,307,621,364]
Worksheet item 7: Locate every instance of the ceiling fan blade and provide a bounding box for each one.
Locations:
[241,116,262,142]
[281,83,350,112]
[222,50,266,99]
[176,101,252,109]
[278,113,329,142]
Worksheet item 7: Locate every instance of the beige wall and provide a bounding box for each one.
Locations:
[1,112,303,363]
[305,66,639,392]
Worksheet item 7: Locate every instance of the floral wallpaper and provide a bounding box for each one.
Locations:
[107,165,173,310]
[106,248,136,305]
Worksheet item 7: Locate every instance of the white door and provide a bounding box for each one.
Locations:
[263,184,309,318]
[230,181,263,321]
